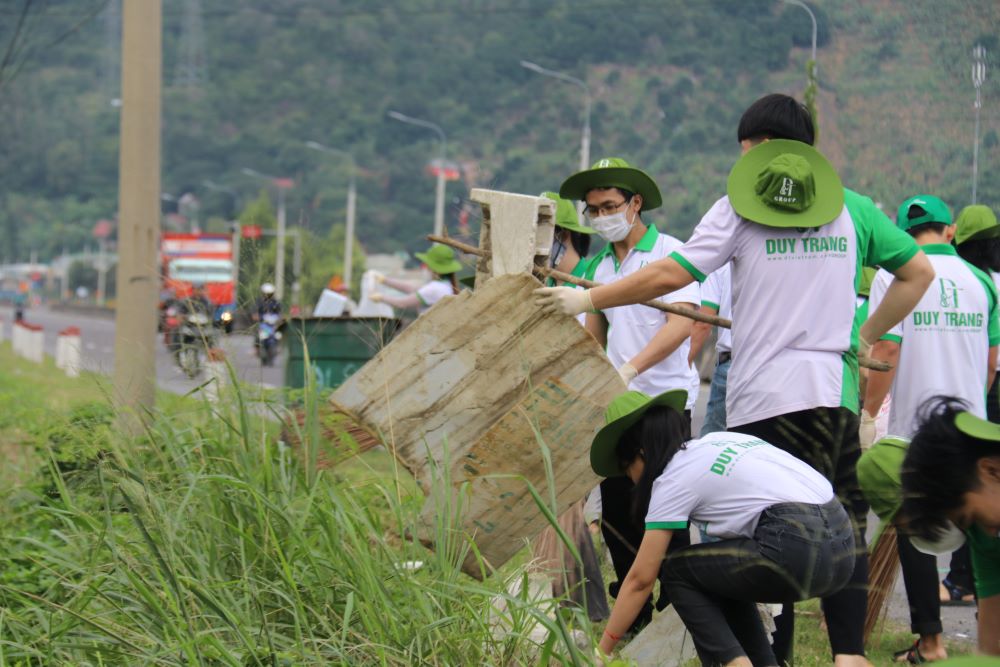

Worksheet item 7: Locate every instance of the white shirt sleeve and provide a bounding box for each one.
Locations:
[867,269,901,340]
[672,197,741,282]
[644,469,699,529]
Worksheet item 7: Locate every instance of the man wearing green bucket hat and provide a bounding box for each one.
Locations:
[899,397,1000,657]
[557,157,701,633]
[590,389,854,666]
[537,94,936,666]
[372,243,463,314]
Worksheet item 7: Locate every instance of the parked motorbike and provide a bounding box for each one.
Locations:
[257,312,282,367]
[170,310,215,378]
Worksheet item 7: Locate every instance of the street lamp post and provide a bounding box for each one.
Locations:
[203,179,241,296]
[305,141,358,288]
[242,167,293,302]
[520,59,591,172]
[387,110,448,238]
[973,44,987,205]
[783,0,817,78]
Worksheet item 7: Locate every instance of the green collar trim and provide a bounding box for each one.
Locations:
[922,243,958,256]
[635,223,659,252]
[592,224,659,271]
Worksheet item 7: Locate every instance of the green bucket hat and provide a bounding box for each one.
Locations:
[955,204,1000,245]
[727,139,844,228]
[896,194,953,232]
[415,244,463,275]
[559,158,662,212]
[540,191,595,234]
[590,390,688,478]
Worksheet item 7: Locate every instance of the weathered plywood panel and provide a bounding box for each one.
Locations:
[330,273,622,576]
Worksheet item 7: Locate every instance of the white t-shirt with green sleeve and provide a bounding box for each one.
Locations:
[644,431,834,540]
[868,245,1000,438]
[667,189,919,427]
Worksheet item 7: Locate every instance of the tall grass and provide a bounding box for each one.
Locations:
[0,368,597,665]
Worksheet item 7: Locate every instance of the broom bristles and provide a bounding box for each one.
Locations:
[864,522,900,644]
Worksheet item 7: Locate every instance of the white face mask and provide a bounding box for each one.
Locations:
[590,208,635,243]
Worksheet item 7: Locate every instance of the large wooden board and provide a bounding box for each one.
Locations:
[471,189,555,286]
[330,273,623,577]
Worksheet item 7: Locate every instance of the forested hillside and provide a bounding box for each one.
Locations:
[1,0,998,269]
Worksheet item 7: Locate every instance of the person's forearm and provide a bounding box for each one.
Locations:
[586,313,608,348]
[688,317,716,366]
[382,294,420,309]
[589,258,694,310]
[381,277,417,294]
[862,341,898,414]
[629,307,695,375]
[599,575,656,655]
[859,254,934,344]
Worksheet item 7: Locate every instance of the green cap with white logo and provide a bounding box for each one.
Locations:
[954,205,1000,245]
[727,140,844,228]
[896,194,953,232]
[559,157,662,212]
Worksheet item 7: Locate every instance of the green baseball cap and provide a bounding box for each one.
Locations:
[955,410,1000,441]
[896,195,955,232]
[727,139,844,228]
[955,204,1000,245]
[540,191,595,234]
[414,244,463,275]
[896,194,953,231]
[559,158,662,212]
[590,390,688,477]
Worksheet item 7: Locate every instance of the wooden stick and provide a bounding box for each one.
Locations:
[428,233,892,372]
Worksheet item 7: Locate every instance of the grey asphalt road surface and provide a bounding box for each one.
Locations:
[1,305,284,395]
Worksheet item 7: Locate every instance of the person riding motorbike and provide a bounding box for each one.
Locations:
[254,283,283,363]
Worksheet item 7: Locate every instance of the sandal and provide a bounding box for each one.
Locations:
[940,577,976,606]
[893,640,927,664]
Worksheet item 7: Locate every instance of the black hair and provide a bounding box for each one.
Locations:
[957,237,1000,273]
[900,396,997,542]
[906,222,948,238]
[567,229,591,258]
[737,93,816,146]
[614,405,692,528]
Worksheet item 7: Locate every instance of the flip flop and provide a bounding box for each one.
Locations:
[893,640,933,664]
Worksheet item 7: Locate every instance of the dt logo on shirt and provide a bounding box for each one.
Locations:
[938,278,961,309]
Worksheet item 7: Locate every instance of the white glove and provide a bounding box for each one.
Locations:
[859,409,876,450]
[618,362,638,386]
[533,286,594,316]
[370,292,384,303]
[371,271,386,284]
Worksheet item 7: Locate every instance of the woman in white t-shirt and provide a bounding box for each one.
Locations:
[592,389,855,667]
[372,244,462,314]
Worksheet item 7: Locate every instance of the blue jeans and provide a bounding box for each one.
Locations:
[699,357,730,436]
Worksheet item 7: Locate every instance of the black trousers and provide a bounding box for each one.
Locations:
[896,531,943,636]
[666,499,855,666]
[600,410,692,633]
[732,406,868,661]
[946,544,975,593]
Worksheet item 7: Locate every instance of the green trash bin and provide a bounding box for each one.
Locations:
[284,317,401,390]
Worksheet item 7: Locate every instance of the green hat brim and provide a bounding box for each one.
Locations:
[559,167,662,212]
[415,252,463,275]
[590,389,688,477]
[955,411,1000,441]
[959,225,1000,244]
[727,139,844,229]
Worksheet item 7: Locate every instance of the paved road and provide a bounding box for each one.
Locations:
[2,305,283,395]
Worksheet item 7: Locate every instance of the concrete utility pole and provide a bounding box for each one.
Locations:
[305,141,357,288]
[113,0,162,425]
[387,111,448,238]
[972,44,987,204]
[242,168,292,301]
[520,60,591,172]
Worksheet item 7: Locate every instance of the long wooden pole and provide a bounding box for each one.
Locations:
[427,233,892,372]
